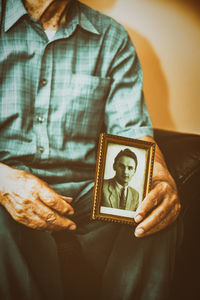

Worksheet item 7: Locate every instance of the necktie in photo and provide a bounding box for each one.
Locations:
[119,187,126,209]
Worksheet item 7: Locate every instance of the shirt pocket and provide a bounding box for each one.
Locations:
[53,74,111,140]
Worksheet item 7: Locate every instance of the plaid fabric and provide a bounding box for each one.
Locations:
[0,0,153,198]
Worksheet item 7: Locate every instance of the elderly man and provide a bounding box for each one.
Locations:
[102,148,139,210]
[0,0,181,299]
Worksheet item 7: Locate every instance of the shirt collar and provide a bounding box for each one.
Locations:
[4,0,28,32]
[114,178,128,192]
[4,0,100,36]
[77,2,100,35]
[63,1,100,37]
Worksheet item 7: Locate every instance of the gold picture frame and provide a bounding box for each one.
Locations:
[92,133,155,225]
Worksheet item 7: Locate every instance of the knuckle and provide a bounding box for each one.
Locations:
[151,197,158,208]
[14,214,21,222]
[20,196,31,205]
[160,182,169,192]
[15,204,24,215]
[153,197,158,207]
[15,212,25,222]
[62,203,69,212]
[158,209,165,220]
[45,197,57,207]
[46,212,56,223]
[31,220,46,230]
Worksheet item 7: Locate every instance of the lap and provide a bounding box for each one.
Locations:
[0,187,183,300]
[70,188,183,300]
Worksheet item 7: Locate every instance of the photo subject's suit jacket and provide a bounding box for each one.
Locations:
[102,178,139,211]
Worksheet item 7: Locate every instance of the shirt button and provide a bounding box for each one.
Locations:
[39,147,44,153]
[41,78,47,86]
[37,116,44,123]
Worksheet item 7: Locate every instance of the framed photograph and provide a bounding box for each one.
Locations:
[92,133,155,225]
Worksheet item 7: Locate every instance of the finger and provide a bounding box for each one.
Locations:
[39,186,74,215]
[45,213,77,231]
[5,194,77,231]
[135,202,181,237]
[135,197,172,236]
[134,182,168,223]
[62,196,73,204]
[135,204,181,237]
[32,200,77,231]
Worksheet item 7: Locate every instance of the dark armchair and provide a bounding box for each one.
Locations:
[154,129,200,300]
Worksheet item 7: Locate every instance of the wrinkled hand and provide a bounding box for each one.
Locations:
[0,164,76,231]
[134,139,181,237]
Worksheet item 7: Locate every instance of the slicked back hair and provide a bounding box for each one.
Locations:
[113,148,138,170]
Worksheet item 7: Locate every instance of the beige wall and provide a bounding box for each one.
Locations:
[82,0,200,134]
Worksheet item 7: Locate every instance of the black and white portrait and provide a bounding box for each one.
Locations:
[92,134,155,224]
[100,144,148,218]
[102,148,139,210]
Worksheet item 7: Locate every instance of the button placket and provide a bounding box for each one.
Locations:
[34,46,53,159]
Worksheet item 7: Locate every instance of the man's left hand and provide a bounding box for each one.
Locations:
[134,138,181,237]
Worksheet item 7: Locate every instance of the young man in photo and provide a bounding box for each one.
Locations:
[102,148,139,211]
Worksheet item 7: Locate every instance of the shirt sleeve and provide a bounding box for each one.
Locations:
[104,26,153,139]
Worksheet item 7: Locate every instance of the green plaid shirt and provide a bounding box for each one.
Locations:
[0,0,153,198]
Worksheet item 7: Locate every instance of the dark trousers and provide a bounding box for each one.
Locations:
[0,206,63,300]
[0,188,183,300]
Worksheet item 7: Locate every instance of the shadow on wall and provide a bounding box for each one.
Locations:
[125,26,176,130]
[158,0,200,16]
[83,0,200,13]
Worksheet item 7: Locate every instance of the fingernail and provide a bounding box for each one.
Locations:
[62,196,73,202]
[135,227,144,237]
[69,224,76,231]
[135,214,142,223]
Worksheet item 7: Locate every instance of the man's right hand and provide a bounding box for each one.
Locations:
[0,163,76,231]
